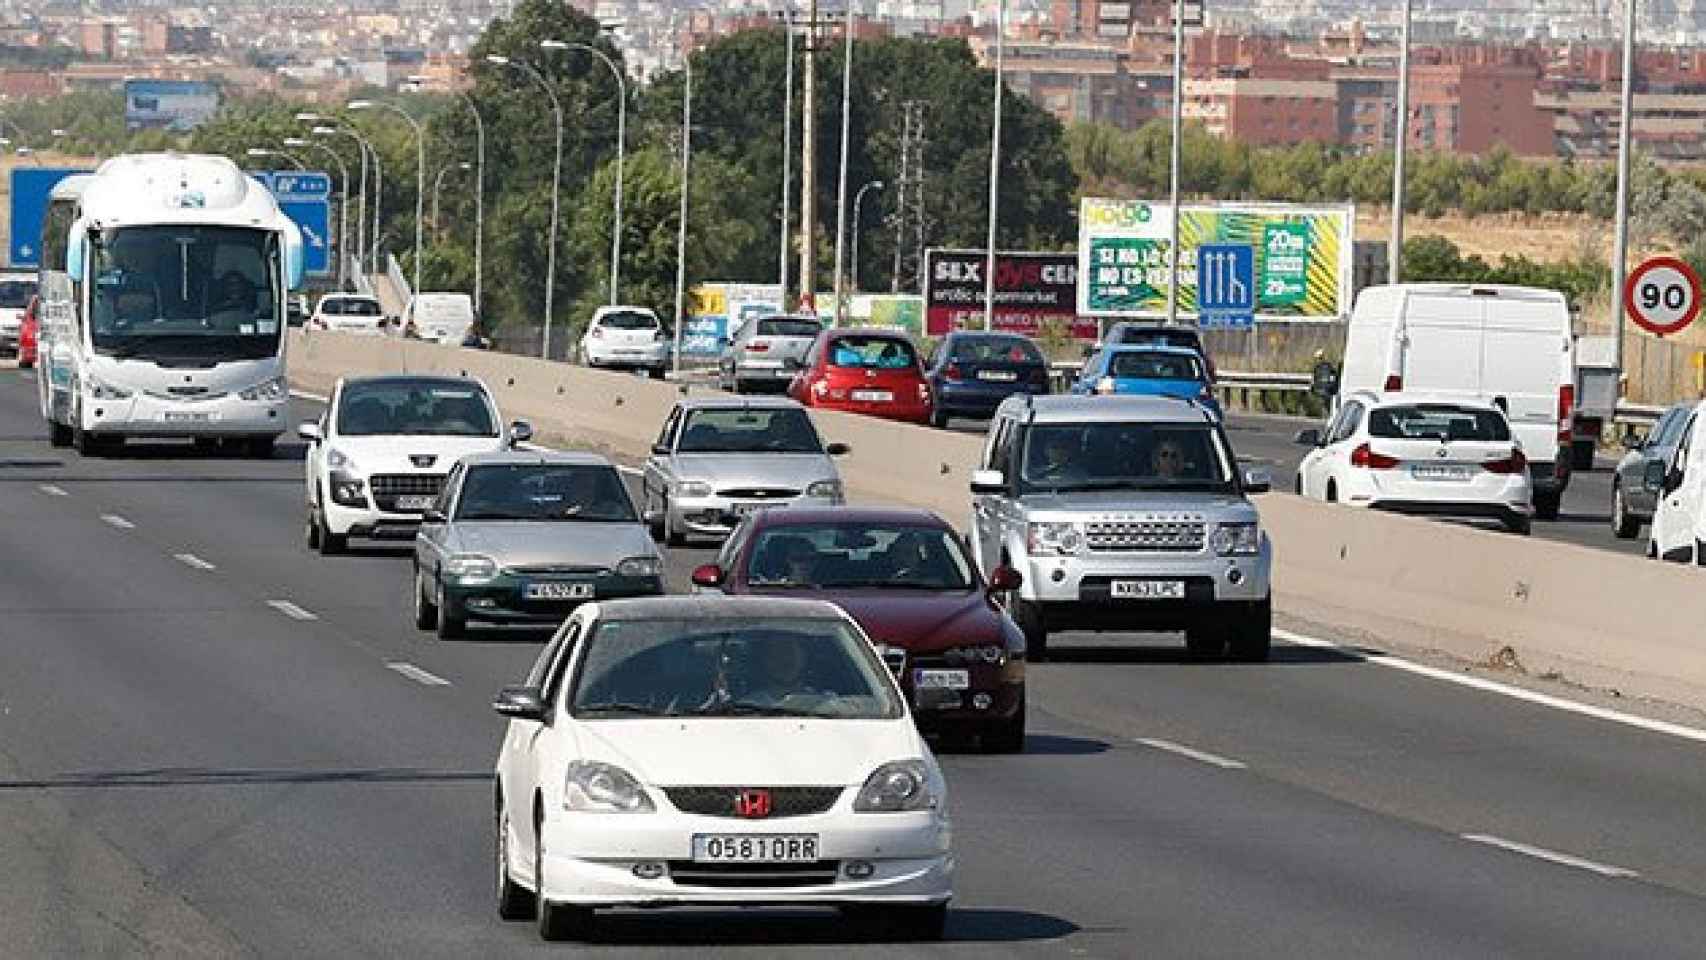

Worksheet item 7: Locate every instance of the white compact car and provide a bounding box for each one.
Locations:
[579,305,671,377]
[309,293,389,335]
[299,374,528,553]
[1295,391,1533,534]
[1648,398,1706,563]
[492,595,953,942]
[0,271,36,357]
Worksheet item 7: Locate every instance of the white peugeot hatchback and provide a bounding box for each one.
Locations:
[491,595,954,942]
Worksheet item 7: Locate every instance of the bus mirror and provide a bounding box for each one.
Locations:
[284,231,305,291]
[66,225,86,279]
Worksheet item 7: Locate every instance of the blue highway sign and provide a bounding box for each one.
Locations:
[1197,242,1255,330]
[9,167,92,268]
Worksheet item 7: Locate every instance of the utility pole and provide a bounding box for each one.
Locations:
[983,0,1006,332]
[891,103,912,293]
[779,1,795,305]
[799,0,819,311]
[1611,0,1638,376]
[831,0,855,326]
[1389,0,1412,285]
[1165,0,1185,325]
[914,104,927,298]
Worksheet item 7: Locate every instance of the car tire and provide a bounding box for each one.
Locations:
[305,509,321,549]
[1647,538,1659,560]
[1503,515,1532,536]
[1611,484,1640,539]
[1009,597,1048,663]
[1324,480,1338,503]
[1294,473,1303,496]
[1184,627,1226,660]
[648,366,666,381]
[496,806,535,921]
[1227,597,1272,663]
[315,504,346,556]
[981,698,1026,754]
[883,903,948,942]
[1533,489,1562,521]
[48,420,72,447]
[664,502,686,548]
[413,566,439,631]
[1571,438,1597,472]
[245,436,275,460]
[435,579,466,640]
[535,822,593,942]
[72,417,102,457]
[929,406,948,429]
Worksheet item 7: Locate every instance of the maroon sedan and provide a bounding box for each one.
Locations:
[690,506,1027,752]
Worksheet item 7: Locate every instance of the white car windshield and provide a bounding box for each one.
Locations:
[1021,423,1235,493]
[322,297,382,316]
[570,618,902,720]
[456,464,637,523]
[599,310,658,331]
[677,408,822,454]
[1369,405,1511,443]
[746,524,974,591]
[336,378,497,437]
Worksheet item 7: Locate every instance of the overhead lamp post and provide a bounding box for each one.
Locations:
[541,38,627,305]
[245,147,305,170]
[432,161,472,235]
[1165,0,1184,325]
[1610,0,1638,378]
[487,54,565,359]
[301,113,372,279]
[983,0,1006,332]
[349,99,425,301]
[851,180,883,293]
[830,0,857,325]
[672,52,694,376]
[416,75,486,316]
[1390,0,1412,284]
[778,0,796,305]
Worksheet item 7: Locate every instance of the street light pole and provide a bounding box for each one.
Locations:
[1611,0,1639,377]
[303,115,372,284]
[349,99,425,303]
[284,137,350,288]
[433,161,471,235]
[1389,0,1412,284]
[851,180,882,293]
[454,89,486,317]
[488,55,565,359]
[1165,0,1184,325]
[983,0,1006,332]
[673,53,694,376]
[779,0,796,305]
[541,40,627,305]
[830,0,856,326]
[800,0,819,311]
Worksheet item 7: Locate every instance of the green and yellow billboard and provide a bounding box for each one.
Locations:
[1076,199,1354,321]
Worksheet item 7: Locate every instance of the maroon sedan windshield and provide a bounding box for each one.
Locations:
[746,524,974,591]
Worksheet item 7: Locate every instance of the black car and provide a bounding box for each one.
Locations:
[923,331,1050,427]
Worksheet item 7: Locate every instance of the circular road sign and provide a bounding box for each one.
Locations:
[1625,256,1703,337]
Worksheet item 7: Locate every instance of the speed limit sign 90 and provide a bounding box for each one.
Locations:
[1625,256,1702,337]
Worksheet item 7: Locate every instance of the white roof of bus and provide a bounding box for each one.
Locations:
[49,173,93,199]
[78,153,287,230]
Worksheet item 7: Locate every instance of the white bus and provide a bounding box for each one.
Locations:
[36,153,304,456]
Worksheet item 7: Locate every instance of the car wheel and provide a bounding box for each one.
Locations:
[1533,489,1562,521]
[929,406,948,429]
[1503,515,1532,536]
[72,416,102,456]
[1294,472,1303,496]
[1647,538,1659,560]
[535,818,593,942]
[648,366,666,381]
[305,509,321,549]
[1611,484,1640,539]
[48,420,72,448]
[245,436,275,459]
[496,805,535,921]
[981,698,1026,754]
[1184,627,1226,660]
[1324,480,1338,504]
[1226,597,1272,663]
[1009,597,1048,663]
[647,493,666,542]
[435,579,466,640]
[413,566,439,631]
[316,502,346,556]
[664,502,687,548]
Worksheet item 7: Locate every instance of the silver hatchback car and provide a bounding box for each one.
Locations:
[718,314,824,394]
[641,396,848,545]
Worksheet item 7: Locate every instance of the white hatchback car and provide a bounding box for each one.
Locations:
[1648,399,1706,563]
[309,293,389,335]
[492,595,954,942]
[1295,391,1533,534]
[579,305,671,377]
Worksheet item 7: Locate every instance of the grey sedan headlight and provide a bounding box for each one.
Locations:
[615,556,662,578]
[1211,522,1260,556]
[854,759,938,813]
[806,479,843,500]
[676,480,713,498]
[444,553,498,583]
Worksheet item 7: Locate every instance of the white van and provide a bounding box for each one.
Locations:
[1649,399,1706,564]
[1338,283,1575,519]
[405,292,475,345]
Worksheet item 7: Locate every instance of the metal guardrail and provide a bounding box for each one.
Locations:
[386,252,411,306]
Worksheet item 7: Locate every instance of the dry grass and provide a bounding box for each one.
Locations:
[1356,209,1609,263]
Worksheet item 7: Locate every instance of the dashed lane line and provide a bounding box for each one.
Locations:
[1460,834,1640,879]
[1134,738,1247,770]
[386,662,452,687]
[173,553,217,571]
[100,514,135,530]
[265,600,319,622]
[37,484,67,496]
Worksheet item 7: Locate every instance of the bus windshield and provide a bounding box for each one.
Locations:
[88,225,281,362]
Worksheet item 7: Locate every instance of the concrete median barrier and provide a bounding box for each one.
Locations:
[288,331,1706,711]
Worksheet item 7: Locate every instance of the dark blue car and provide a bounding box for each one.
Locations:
[924,331,1050,427]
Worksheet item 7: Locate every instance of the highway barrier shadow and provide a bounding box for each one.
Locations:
[0,767,493,790]
[1044,641,1358,667]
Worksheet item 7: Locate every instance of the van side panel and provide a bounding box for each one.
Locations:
[1339,286,1401,398]
[1480,298,1570,465]
[1401,293,1487,399]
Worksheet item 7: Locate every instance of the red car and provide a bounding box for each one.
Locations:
[690,506,1027,752]
[17,294,38,369]
[787,327,933,424]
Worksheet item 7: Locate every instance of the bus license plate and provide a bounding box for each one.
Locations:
[1111,580,1185,600]
[163,411,214,422]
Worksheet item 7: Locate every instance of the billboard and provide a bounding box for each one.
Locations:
[125,79,220,131]
[809,294,925,336]
[1076,199,1354,321]
[683,282,785,357]
[9,167,92,268]
[923,248,1092,339]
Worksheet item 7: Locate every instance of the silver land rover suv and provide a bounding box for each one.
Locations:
[967,394,1273,662]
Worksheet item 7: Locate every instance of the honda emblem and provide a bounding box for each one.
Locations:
[734,789,773,819]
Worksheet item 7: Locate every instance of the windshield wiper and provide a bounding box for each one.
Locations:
[693,701,818,718]
[817,580,960,591]
[575,701,667,716]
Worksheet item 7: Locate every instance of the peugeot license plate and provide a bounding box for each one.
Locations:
[1111,580,1186,600]
[692,834,819,863]
[1411,465,1472,482]
[394,495,434,510]
[913,668,970,690]
[850,389,892,403]
[524,582,594,600]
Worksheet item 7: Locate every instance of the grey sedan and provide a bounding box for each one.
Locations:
[641,396,848,546]
[412,451,664,639]
[718,314,823,394]
[1612,402,1693,539]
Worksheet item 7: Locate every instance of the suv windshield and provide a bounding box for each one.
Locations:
[1021,422,1234,492]
[677,408,822,454]
[1369,405,1510,442]
[757,318,822,338]
[456,463,636,522]
[336,378,497,437]
[745,523,974,591]
[89,225,281,361]
[571,618,902,720]
[599,310,658,331]
[829,335,917,369]
[1107,351,1203,380]
[0,279,36,308]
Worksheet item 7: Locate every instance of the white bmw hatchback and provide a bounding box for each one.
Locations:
[492,595,954,942]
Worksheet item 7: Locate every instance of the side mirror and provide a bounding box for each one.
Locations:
[297,422,322,443]
[1645,460,1666,493]
[1663,463,1685,495]
[690,563,725,588]
[1242,466,1273,494]
[825,441,850,456]
[509,420,534,446]
[1293,428,1322,447]
[987,565,1022,593]
[492,685,547,722]
[970,468,1006,495]
[421,508,447,524]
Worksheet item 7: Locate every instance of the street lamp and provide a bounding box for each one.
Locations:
[432,161,472,235]
[851,180,883,293]
[487,54,565,360]
[983,0,1006,332]
[673,51,694,376]
[830,0,857,325]
[285,136,351,287]
[541,39,627,306]
[307,122,377,279]
[349,99,426,302]
[414,75,485,317]
[246,147,305,170]
[778,0,796,304]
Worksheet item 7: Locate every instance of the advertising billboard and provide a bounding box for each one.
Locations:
[683,282,785,357]
[1076,199,1354,321]
[125,79,220,131]
[809,294,925,336]
[923,248,1092,339]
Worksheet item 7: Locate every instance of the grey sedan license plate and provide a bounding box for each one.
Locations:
[1111,580,1185,600]
[524,582,594,600]
[692,834,819,863]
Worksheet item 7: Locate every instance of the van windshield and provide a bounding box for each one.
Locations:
[88,225,281,362]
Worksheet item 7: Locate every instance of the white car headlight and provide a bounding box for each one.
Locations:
[325,447,357,472]
[238,376,288,402]
[1211,522,1260,557]
[806,479,844,500]
[615,555,662,578]
[676,480,713,498]
[854,759,938,813]
[86,376,132,400]
[444,553,498,582]
[1026,521,1083,556]
[564,761,655,813]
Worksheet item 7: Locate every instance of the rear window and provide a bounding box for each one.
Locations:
[0,279,37,308]
[828,335,917,369]
[1115,327,1202,351]
[1367,405,1511,442]
[599,310,658,331]
[949,335,1043,364]
[323,297,381,316]
[1107,351,1203,381]
[757,318,822,338]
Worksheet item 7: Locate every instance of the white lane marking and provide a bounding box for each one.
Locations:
[1460,834,1640,879]
[617,464,642,477]
[386,661,452,687]
[289,388,330,403]
[265,599,319,621]
[1134,737,1247,770]
[38,484,68,497]
[100,514,135,530]
[1274,628,1706,747]
[174,552,217,571]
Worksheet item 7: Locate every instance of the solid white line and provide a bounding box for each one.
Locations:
[173,552,216,571]
[100,514,135,530]
[265,599,319,621]
[617,464,642,476]
[1460,834,1639,879]
[386,661,452,687]
[1134,737,1247,770]
[1273,628,1706,747]
[37,484,68,497]
[288,388,329,403]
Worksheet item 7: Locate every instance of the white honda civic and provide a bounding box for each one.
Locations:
[491,595,954,942]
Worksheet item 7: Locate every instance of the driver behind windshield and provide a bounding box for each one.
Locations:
[1029,430,1089,484]
[208,270,258,330]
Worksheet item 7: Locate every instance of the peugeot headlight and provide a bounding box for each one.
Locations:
[564,761,655,813]
[806,478,844,500]
[942,644,1006,665]
[1210,522,1260,557]
[615,555,662,578]
[325,447,357,472]
[86,376,132,400]
[238,376,288,402]
[444,553,498,583]
[854,759,938,813]
[676,480,713,498]
[1026,521,1083,556]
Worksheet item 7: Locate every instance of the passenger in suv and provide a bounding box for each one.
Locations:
[967,394,1273,661]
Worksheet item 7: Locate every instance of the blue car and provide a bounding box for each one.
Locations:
[1072,344,1222,419]
[924,331,1050,427]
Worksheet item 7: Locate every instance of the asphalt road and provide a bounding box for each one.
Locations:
[4,366,1706,957]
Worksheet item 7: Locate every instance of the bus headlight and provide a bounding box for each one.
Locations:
[238,376,288,402]
[86,377,132,400]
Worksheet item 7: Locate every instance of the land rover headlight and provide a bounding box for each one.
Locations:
[1026,521,1083,556]
[1211,522,1260,556]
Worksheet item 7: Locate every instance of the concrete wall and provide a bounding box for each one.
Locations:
[288,330,1706,711]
